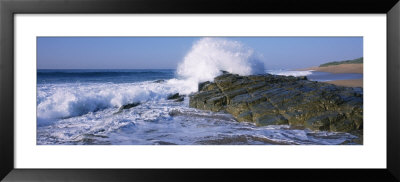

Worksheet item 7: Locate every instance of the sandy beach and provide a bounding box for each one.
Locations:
[298,64,363,87]
[325,79,363,87]
[299,63,363,74]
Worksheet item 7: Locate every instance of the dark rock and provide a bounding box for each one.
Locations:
[120,102,140,110]
[198,81,211,91]
[154,79,165,83]
[167,93,185,102]
[221,70,230,74]
[167,93,180,100]
[189,72,363,133]
[114,102,140,114]
[169,109,182,116]
[298,76,308,80]
[154,141,177,145]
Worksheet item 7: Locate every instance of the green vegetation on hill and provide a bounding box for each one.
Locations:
[319,57,363,67]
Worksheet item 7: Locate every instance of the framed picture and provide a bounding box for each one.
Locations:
[1,0,399,181]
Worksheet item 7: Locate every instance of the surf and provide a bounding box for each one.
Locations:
[176,38,265,93]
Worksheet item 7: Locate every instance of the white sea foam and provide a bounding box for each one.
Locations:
[37,96,358,145]
[37,81,187,122]
[176,38,265,92]
[266,70,313,77]
[36,77,359,145]
[37,79,360,145]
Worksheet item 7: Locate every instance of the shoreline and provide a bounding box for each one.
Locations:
[324,79,363,88]
[297,63,363,87]
[297,63,363,74]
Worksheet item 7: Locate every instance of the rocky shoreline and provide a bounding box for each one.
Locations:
[189,72,363,135]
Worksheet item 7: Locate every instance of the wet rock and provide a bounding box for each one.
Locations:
[298,76,308,80]
[154,79,165,83]
[167,93,180,100]
[120,102,140,110]
[154,141,177,145]
[114,102,140,114]
[189,72,363,133]
[168,109,182,116]
[167,93,185,102]
[221,70,230,74]
[198,81,211,91]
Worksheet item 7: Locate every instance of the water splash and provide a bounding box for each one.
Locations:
[176,38,265,92]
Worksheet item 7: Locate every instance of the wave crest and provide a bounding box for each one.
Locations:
[176,38,264,92]
[37,82,180,122]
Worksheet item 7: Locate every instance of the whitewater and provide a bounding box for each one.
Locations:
[37,38,360,145]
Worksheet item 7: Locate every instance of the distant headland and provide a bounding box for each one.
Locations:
[298,57,363,87]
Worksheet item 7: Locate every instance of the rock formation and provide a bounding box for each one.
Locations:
[189,72,363,133]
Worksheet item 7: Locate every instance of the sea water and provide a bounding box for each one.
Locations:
[37,69,360,145]
[266,70,363,82]
[37,38,361,145]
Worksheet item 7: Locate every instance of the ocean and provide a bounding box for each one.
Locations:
[37,69,362,145]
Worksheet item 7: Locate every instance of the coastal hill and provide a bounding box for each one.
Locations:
[299,57,363,74]
[320,57,363,67]
[189,72,363,136]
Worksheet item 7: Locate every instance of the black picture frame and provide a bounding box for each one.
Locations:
[1,0,399,181]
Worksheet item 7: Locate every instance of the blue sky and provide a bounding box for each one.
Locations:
[37,37,363,69]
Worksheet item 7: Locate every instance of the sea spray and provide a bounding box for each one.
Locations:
[176,38,265,92]
[37,38,267,122]
[37,82,181,122]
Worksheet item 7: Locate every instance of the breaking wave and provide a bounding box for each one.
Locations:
[176,38,265,92]
[37,81,183,123]
[266,70,313,77]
